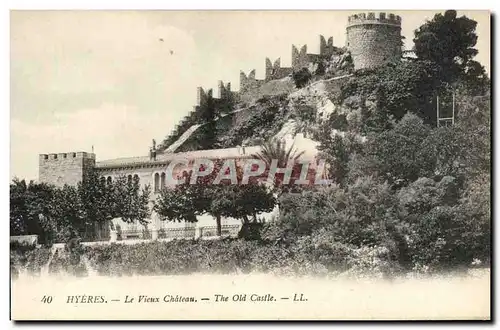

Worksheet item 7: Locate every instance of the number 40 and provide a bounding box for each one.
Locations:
[41,295,53,304]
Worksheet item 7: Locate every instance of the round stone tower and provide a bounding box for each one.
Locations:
[346,12,402,70]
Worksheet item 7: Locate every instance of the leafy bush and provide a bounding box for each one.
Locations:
[238,223,265,241]
[292,68,313,88]
[9,236,405,279]
[10,245,51,276]
[396,176,489,271]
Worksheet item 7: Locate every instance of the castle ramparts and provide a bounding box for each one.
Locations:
[347,12,402,27]
[158,34,346,152]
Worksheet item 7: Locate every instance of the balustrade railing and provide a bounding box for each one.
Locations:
[12,224,243,246]
[158,227,196,240]
[199,225,241,237]
[112,225,240,242]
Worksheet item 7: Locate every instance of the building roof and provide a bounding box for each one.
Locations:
[96,131,320,170]
[95,146,263,169]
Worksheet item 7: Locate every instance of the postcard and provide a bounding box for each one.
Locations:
[10,9,491,320]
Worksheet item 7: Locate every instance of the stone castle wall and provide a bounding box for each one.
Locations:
[38,152,95,187]
[346,12,402,70]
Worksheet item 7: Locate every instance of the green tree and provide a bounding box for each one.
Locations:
[252,137,310,197]
[77,169,115,239]
[395,176,486,270]
[456,172,490,263]
[110,175,152,225]
[154,181,202,224]
[340,60,442,126]
[413,10,488,93]
[48,185,84,242]
[154,160,276,236]
[10,179,55,242]
[253,138,305,172]
[10,178,30,236]
[317,131,363,187]
[211,183,276,225]
[454,92,490,179]
[348,113,437,184]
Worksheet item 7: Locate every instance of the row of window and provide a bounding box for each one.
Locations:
[100,174,140,185]
[99,173,167,192]
[153,173,167,192]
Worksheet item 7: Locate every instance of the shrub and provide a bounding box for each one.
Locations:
[238,223,264,241]
[10,245,52,276]
[396,176,489,271]
[292,68,313,88]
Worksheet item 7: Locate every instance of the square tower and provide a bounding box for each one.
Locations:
[38,151,96,187]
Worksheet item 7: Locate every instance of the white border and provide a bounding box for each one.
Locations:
[3,0,497,328]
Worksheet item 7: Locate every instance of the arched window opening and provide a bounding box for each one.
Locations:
[107,176,112,185]
[133,174,140,185]
[160,172,166,189]
[154,173,160,192]
[127,175,133,185]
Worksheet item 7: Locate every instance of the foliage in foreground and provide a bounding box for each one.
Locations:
[10,238,404,279]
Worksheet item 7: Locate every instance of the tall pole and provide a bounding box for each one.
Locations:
[452,90,455,126]
[436,95,440,127]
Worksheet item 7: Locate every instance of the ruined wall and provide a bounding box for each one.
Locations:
[346,12,402,70]
[292,45,310,70]
[265,58,293,81]
[320,35,335,57]
[240,70,265,94]
[237,78,296,105]
[168,34,340,150]
[39,152,96,187]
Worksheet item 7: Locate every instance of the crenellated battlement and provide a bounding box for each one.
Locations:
[319,35,335,56]
[162,34,347,152]
[39,151,96,187]
[292,44,309,70]
[347,12,402,28]
[39,151,96,162]
[346,12,403,70]
[217,80,232,99]
[240,69,265,92]
[195,87,213,107]
[159,80,238,153]
[265,57,293,81]
[196,81,235,106]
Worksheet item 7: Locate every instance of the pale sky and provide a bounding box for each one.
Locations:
[10,10,491,181]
